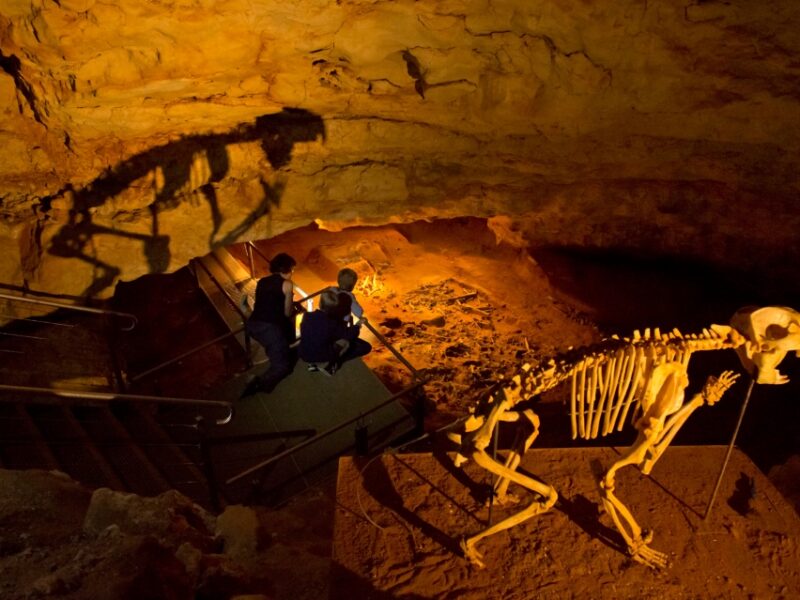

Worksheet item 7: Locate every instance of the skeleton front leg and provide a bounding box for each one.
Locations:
[643,371,740,474]
[462,448,558,568]
[599,418,670,569]
[599,370,738,568]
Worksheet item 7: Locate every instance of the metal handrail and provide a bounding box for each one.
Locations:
[245,243,256,278]
[0,384,234,425]
[294,288,326,306]
[245,240,271,267]
[192,258,250,323]
[0,291,138,331]
[226,379,426,485]
[128,326,245,383]
[360,318,420,379]
[130,249,311,386]
[291,287,418,379]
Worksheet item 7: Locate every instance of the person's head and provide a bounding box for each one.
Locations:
[269,253,296,276]
[337,268,358,292]
[319,290,339,313]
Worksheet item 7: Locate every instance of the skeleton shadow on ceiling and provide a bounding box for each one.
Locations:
[41,108,325,297]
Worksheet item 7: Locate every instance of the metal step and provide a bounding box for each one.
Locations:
[0,395,221,508]
[74,405,172,497]
[25,404,125,490]
[112,404,216,507]
[0,402,60,470]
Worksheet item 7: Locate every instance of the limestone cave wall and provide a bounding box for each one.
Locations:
[0,0,798,296]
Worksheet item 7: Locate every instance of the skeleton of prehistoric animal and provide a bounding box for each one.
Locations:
[448,306,800,569]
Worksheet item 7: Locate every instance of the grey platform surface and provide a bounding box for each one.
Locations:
[207,355,415,505]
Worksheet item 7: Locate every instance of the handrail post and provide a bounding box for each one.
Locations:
[103,312,129,393]
[244,323,253,368]
[411,387,426,437]
[245,242,255,279]
[355,418,369,456]
[196,416,222,513]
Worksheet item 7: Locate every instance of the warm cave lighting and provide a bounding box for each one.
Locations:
[356,272,384,297]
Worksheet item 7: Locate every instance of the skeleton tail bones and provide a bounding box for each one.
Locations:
[448,307,800,569]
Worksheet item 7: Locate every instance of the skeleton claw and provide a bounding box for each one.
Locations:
[487,492,522,507]
[628,531,669,569]
[460,537,485,568]
[630,545,669,569]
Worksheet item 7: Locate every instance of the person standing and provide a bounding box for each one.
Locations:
[241,252,297,397]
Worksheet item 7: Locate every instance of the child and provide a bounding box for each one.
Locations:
[330,267,363,325]
[300,290,370,375]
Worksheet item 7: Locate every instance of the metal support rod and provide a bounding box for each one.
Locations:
[412,389,426,437]
[488,419,499,526]
[196,416,222,513]
[245,241,272,266]
[703,377,755,520]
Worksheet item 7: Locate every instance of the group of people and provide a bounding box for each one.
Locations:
[240,252,372,398]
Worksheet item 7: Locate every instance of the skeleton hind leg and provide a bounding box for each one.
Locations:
[494,410,541,502]
[462,449,557,568]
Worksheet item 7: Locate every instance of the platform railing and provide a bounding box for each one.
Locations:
[225,379,426,486]
[223,280,429,493]
[128,327,246,384]
[0,291,138,331]
[0,384,233,425]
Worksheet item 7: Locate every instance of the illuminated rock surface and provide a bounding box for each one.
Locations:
[1,0,799,295]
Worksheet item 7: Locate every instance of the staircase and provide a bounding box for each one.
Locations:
[0,400,212,504]
[188,245,418,504]
[0,289,226,509]
[0,244,420,510]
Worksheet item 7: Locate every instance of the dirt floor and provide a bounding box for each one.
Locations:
[333,448,800,599]
[238,217,800,599]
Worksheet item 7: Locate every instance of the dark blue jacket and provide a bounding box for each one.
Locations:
[299,310,359,363]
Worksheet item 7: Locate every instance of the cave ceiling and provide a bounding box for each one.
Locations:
[0,0,798,296]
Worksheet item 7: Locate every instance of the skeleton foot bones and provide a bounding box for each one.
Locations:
[448,307,799,570]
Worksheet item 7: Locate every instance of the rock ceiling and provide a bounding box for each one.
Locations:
[0,0,798,296]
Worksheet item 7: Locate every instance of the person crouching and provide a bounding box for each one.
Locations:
[300,290,372,375]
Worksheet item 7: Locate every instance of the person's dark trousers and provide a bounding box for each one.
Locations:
[339,338,372,366]
[246,319,296,393]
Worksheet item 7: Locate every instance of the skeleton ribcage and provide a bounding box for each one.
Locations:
[568,338,693,440]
